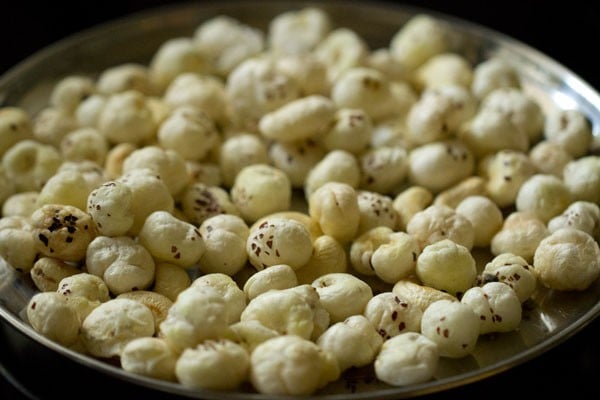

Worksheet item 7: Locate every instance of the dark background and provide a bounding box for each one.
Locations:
[0,0,598,399]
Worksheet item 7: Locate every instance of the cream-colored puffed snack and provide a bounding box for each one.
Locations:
[231,164,292,223]
[240,288,314,339]
[529,141,573,177]
[138,210,204,267]
[197,224,247,276]
[159,285,229,353]
[246,217,313,271]
[533,228,600,291]
[194,15,264,77]
[250,335,339,396]
[562,156,600,203]
[544,109,592,157]
[148,37,206,93]
[455,195,503,248]
[414,53,473,90]
[30,257,80,292]
[374,332,439,386]
[276,55,330,96]
[176,339,250,390]
[373,231,420,283]
[32,107,78,147]
[180,182,240,227]
[320,108,372,154]
[479,149,536,208]
[406,204,474,251]
[27,292,80,346]
[480,87,544,143]
[60,127,109,166]
[364,292,423,340]
[0,166,15,207]
[220,133,269,187]
[480,253,537,303]
[121,337,177,381]
[304,149,361,199]
[0,107,33,156]
[471,58,521,99]
[433,176,487,209]
[243,263,298,300]
[200,213,249,239]
[75,94,106,127]
[408,140,475,193]
[35,169,90,211]
[359,146,408,194]
[251,211,322,242]
[117,290,173,332]
[312,272,373,323]
[416,239,477,297]
[490,211,549,263]
[548,201,600,239]
[58,272,110,320]
[317,314,382,372]
[515,174,571,223]
[97,90,156,145]
[406,84,476,147]
[87,181,134,237]
[97,63,152,95]
[269,138,327,188]
[2,139,62,192]
[295,235,348,284]
[366,48,411,82]
[50,75,95,114]
[228,320,280,353]
[259,94,336,142]
[389,14,450,71]
[420,299,479,358]
[31,204,96,263]
[186,161,222,187]
[393,186,433,231]
[0,216,37,272]
[2,191,38,217]
[314,28,368,83]
[153,262,191,302]
[350,226,393,276]
[191,273,246,324]
[356,190,397,236]
[57,160,105,192]
[157,105,219,162]
[308,181,359,243]
[268,7,331,55]
[226,57,300,131]
[461,282,522,334]
[117,168,175,235]
[80,298,155,358]
[103,142,136,180]
[85,235,155,295]
[284,284,330,340]
[392,279,457,313]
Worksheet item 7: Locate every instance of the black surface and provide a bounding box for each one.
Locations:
[0,0,599,399]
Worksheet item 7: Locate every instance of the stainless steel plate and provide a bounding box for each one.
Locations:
[0,1,599,399]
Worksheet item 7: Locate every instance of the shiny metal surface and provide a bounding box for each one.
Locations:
[0,1,599,399]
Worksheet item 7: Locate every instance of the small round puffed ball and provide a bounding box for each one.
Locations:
[321,108,373,154]
[562,156,600,203]
[30,257,80,292]
[480,149,536,208]
[268,7,331,55]
[180,182,240,227]
[317,315,383,372]
[371,232,420,283]
[295,235,348,284]
[461,282,522,334]
[97,63,152,95]
[163,73,228,124]
[98,90,156,145]
[480,253,537,303]
[228,320,279,353]
[392,279,457,313]
[117,290,174,332]
[416,239,477,297]
[175,339,250,390]
[533,228,600,291]
[87,181,134,237]
[544,109,592,157]
[471,58,521,100]
[186,161,222,187]
[393,186,433,231]
[32,107,78,147]
[350,226,394,276]
[515,174,571,223]
[60,127,109,165]
[27,292,80,346]
[408,140,475,194]
[276,54,330,96]
[364,292,423,340]
[455,195,503,248]
[75,94,106,127]
[0,216,37,272]
[198,226,248,276]
[153,262,191,302]
[35,169,90,211]
[191,273,246,324]
[246,217,312,271]
[309,182,359,243]
[243,264,298,300]
[50,75,95,113]
[414,53,473,90]
[314,28,369,83]
[356,190,397,236]
[490,211,549,263]
[148,37,207,93]
[406,204,474,251]
[433,176,487,209]
[220,133,270,188]
[2,139,62,192]
[548,201,600,239]
[250,335,340,396]
[359,146,408,194]
[304,149,361,199]
[529,141,573,177]
[374,332,439,386]
[283,284,330,341]
[420,299,480,358]
[121,337,177,381]
[268,138,327,188]
[0,107,33,157]
[81,298,155,358]
[31,204,97,263]
[231,164,292,223]
[312,273,373,323]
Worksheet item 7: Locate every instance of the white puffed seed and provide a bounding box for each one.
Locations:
[153,262,191,302]
[314,28,368,83]
[98,90,156,145]
[36,169,90,211]
[308,182,360,243]
[359,146,408,194]
[366,48,411,82]
[304,149,361,199]
[416,239,477,297]
[276,55,330,96]
[27,292,80,346]
[515,174,571,223]
[312,272,373,323]
[87,181,134,237]
[533,228,600,291]
[528,141,573,177]
[548,201,600,239]
[374,332,439,386]
[471,58,521,100]
[420,299,480,358]
[97,63,152,95]
[317,315,383,372]
[295,235,348,285]
[268,138,327,188]
[30,257,80,292]
[243,264,298,300]
[370,231,420,283]
[562,156,600,203]
[268,7,331,56]
[191,273,246,324]
[60,127,109,166]
[364,292,423,340]
[0,107,33,156]
[414,53,473,90]
[75,94,106,127]
[198,227,247,276]
[33,107,78,147]
[2,139,62,192]
[50,75,95,114]
[56,273,108,321]
[356,190,398,236]
[320,108,373,154]
[116,290,173,332]
[148,37,207,93]
[461,282,522,334]
[180,182,240,227]
[392,279,458,313]
[490,211,549,263]
[455,195,503,248]
[0,216,37,272]
[220,133,269,187]
[433,176,487,209]
[406,204,474,251]
[350,226,393,277]
[2,191,38,217]
[480,149,536,208]
[228,320,279,352]
[393,186,433,231]
[121,337,177,381]
[480,253,537,303]
[176,339,250,390]
[185,161,222,187]
[544,109,592,157]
